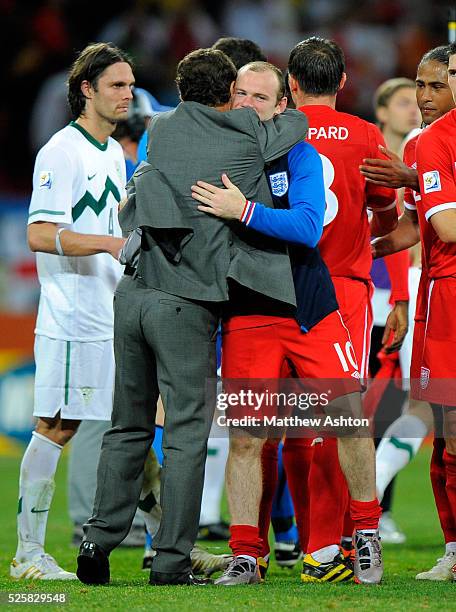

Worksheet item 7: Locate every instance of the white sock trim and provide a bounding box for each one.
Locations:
[32,431,64,451]
[311,544,340,563]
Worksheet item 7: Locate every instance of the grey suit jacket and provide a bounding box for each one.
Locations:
[120,102,308,305]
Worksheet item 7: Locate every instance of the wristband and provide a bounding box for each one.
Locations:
[55,228,66,256]
[240,200,256,225]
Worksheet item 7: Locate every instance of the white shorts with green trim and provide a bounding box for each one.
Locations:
[33,335,114,420]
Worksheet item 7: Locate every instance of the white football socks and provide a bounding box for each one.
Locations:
[16,432,62,562]
[311,544,340,563]
[376,414,427,501]
[199,435,229,526]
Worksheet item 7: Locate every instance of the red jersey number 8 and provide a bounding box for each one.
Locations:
[320,154,339,227]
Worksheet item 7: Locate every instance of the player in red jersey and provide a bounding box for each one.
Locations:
[373,43,456,580]
[193,40,397,585]
[282,37,398,582]
[414,43,456,581]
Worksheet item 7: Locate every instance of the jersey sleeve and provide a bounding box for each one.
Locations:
[365,123,397,212]
[402,137,419,211]
[252,108,309,164]
[416,127,456,222]
[240,142,325,247]
[28,145,74,225]
[384,250,409,303]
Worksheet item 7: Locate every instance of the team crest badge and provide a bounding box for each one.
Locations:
[39,171,52,189]
[420,367,430,389]
[422,171,441,194]
[269,171,289,196]
[81,387,94,404]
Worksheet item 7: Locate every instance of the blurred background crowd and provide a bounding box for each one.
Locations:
[0,0,453,441]
[0,0,452,193]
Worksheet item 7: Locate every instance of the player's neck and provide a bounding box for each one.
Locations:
[381,127,404,155]
[214,101,232,112]
[294,92,336,110]
[75,114,115,146]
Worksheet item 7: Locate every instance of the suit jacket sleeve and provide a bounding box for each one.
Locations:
[248,108,309,163]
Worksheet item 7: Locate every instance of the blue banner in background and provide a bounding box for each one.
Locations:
[0,360,35,443]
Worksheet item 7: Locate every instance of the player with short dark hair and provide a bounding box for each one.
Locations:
[287,37,397,585]
[410,42,456,580]
[371,44,456,580]
[175,48,237,107]
[192,50,397,584]
[212,36,267,70]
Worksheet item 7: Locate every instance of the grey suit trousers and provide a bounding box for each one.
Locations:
[85,275,220,573]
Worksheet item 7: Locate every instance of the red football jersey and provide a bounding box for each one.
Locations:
[403,132,428,322]
[416,109,456,279]
[403,133,420,213]
[300,105,396,280]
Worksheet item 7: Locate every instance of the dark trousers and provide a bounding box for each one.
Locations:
[85,276,219,574]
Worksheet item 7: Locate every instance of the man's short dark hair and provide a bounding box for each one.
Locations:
[449,42,456,57]
[288,37,345,96]
[68,42,133,119]
[419,45,451,67]
[176,48,237,107]
[212,37,266,70]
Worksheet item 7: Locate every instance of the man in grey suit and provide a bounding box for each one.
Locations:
[77,48,308,586]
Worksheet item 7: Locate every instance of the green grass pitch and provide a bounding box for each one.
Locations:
[0,445,454,610]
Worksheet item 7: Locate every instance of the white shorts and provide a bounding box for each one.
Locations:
[33,335,114,420]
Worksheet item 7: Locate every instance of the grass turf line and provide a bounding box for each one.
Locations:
[0,446,454,610]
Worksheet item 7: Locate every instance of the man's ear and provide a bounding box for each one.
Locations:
[80,80,92,100]
[230,81,236,96]
[338,72,347,92]
[376,105,388,125]
[276,96,288,114]
[288,74,298,94]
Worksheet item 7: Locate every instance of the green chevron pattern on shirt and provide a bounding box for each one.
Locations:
[72,176,121,222]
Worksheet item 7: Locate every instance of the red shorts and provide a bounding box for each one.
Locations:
[222,310,360,394]
[410,319,425,400]
[331,277,373,383]
[418,278,456,406]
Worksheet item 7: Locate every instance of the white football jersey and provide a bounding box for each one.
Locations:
[28,122,125,341]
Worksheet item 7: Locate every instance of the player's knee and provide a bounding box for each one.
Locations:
[57,428,78,445]
[324,392,366,435]
[35,417,79,446]
[229,435,264,458]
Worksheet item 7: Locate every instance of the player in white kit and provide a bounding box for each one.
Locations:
[10,43,134,580]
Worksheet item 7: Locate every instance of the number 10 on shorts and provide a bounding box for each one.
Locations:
[333,341,358,372]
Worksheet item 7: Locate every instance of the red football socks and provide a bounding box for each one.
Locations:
[282,436,314,553]
[442,447,456,541]
[229,524,263,559]
[350,498,382,531]
[258,440,279,557]
[431,439,456,542]
[306,437,348,553]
